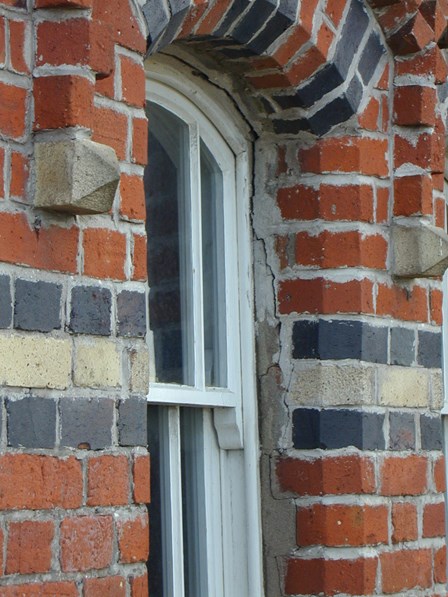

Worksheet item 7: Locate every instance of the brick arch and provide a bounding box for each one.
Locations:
[141,0,389,135]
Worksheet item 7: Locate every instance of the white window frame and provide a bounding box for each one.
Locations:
[145,54,264,597]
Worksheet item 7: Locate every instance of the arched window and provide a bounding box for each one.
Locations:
[144,55,263,597]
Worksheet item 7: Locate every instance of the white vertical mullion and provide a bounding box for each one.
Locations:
[161,407,185,597]
[190,123,205,390]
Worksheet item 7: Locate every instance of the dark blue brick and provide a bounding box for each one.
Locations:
[248,10,294,54]
[390,327,415,366]
[334,0,369,77]
[346,75,363,111]
[60,397,114,450]
[437,82,448,103]
[232,0,277,45]
[309,95,356,135]
[119,397,147,447]
[361,324,388,364]
[158,4,190,50]
[292,408,321,449]
[215,0,251,37]
[7,396,56,449]
[14,279,62,333]
[295,64,344,109]
[292,320,319,359]
[358,33,385,84]
[272,118,310,134]
[272,93,306,109]
[318,320,363,360]
[219,46,258,58]
[69,286,111,336]
[143,0,170,46]
[0,275,12,328]
[417,331,442,368]
[117,291,147,337]
[420,414,443,451]
[389,412,415,450]
[293,408,385,450]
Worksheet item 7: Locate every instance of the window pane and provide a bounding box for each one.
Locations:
[147,406,164,597]
[201,141,227,388]
[145,103,194,385]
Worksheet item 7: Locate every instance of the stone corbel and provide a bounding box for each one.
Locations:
[34,139,120,215]
[391,220,448,277]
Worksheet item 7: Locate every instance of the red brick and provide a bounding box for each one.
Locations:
[10,151,29,198]
[381,94,390,132]
[196,0,233,35]
[0,212,79,273]
[295,231,387,269]
[326,0,347,26]
[381,455,428,496]
[83,576,126,597]
[388,12,434,55]
[0,147,5,199]
[277,185,319,220]
[396,45,448,83]
[376,283,428,322]
[278,277,374,315]
[83,228,127,280]
[268,24,310,68]
[36,0,92,6]
[9,19,29,74]
[376,64,389,90]
[0,582,78,596]
[359,97,380,130]
[92,0,146,53]
[434,456,446,492]
[276,455,375,496]
[34,75,93,130]
[95,71,115,99]
[130,573,149,597]
[89,19,114,76]
[93,105,128,160]
[120,174,146,221]
[6,520,54,574]
[423,501,446,538]
[36,19,90,67]
[120,55,145,107]
[132,233,147,281]
[132,117,148,166]
[297,504,388,547]
[434,545,446,584]
[0,82,27,139]
[380,549,432,593]
[117,511,149,564]
[0,454,82,510]
[133,454,151,504]
[394,85,437,126]
[430,288,443,325]
[87,455,130,506]
[393,174,433,216]
[394,131,435,170]
[285,557,378,596]
[0,527,3,573]
[376,186,389,223]
[392,502,418,543]
[321,184,374,221]
[299,137,389,177]
[60,515,113,572]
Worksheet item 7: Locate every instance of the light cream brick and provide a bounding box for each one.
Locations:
[378,366,429,407]
[430,369,444,410]
[0,334,71,389]
[130,346,149,393]
[74,338,121,388]
[289,363,375,406]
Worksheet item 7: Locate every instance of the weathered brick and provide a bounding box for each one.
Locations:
[394,85,437,126]
[392,502,418,543]
[133,453,150,504]
[60,397,114,450]
[83,576,127,597]
[423,501,445,538]
[389,412,415,450]
[0,582,78,596]
[0,82,27,139]
[130,574,149,597]
[83,228,127,281]
[381,455,428,496]
[7,396,56,449]
[14,279,62,332]
[119,396,147,446]
[0,454,82,510]
[120,173,146,221]
[60,515,113,572]
[380,548,432,593]
[6,520,54,574]
[117,511,149,563]
[9,19,29,74]
[87,455,129,506]
[117,291,146,337]
[69,285,111,335]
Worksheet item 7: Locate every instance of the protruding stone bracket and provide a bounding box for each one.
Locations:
[391,221,448,277]
[34,139,120,215]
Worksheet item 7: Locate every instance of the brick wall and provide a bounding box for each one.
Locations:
[1,0,447,595]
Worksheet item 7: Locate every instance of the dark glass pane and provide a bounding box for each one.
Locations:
[147,406,164,597]
[145,103,193,385]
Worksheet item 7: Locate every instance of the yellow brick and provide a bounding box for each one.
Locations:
[378,366,429,407]
[74,338,121,388]
[130,346,149,393]
[0,334,71,389]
